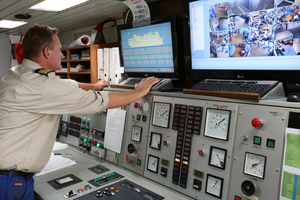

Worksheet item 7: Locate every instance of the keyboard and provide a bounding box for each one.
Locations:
[113,78,164,90]
[184,79,280,100]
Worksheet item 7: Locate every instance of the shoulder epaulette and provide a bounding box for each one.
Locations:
[34,68,55,76]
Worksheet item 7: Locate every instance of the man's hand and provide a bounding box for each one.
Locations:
[94,79,109,90]
[78,79,108,91]
[134,77,159,96]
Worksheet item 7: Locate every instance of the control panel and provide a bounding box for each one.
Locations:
[228,105,287,200]
[144,96,238,199]
[58,113,107,158]
[119,96,153,175]
[55,92,299,200]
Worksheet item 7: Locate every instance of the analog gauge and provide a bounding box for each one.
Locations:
[204,108,231,140]
[205,174,223,199]
[149,132,162,150]
[244,152,266,179]
[147,154,159,173]
[152,102,171,128]
[131,126,142,142]
[209,146,227,170]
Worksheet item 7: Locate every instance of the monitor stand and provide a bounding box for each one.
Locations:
[110,78,174,91]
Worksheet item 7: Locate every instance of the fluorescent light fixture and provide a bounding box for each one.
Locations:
[0,20,28,28]
[30,0,90,12]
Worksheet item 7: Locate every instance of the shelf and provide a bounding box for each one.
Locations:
[57,43,118,83]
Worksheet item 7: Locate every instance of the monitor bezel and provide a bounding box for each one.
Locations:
[117,15,179,79]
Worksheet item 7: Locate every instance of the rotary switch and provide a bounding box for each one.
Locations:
[241,180,257,196]
[127,143,137,154]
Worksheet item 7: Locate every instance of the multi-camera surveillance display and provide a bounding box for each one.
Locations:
[190,0,300,70]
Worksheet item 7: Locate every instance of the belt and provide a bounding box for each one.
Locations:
[0,170,34,180]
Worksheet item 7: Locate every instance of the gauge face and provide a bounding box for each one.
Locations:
[152,102,171,128]
[209,146,227,170]
[244,152,266,179]
[149,132,162,150]
[205,174,223,199]
[131,126,142,142]
[204,109,231,140]
[147,154,159,173]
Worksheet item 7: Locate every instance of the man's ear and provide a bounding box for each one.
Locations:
[43,47,50,59]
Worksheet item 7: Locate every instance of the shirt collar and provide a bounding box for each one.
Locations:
[21,59,43,70]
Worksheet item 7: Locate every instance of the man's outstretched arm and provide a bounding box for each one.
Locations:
[107,77,159,109]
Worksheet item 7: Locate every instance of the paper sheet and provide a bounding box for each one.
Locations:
[118,0,150,22]
[104,108,126,154]
[35,152,76,177]
[280,128,300,200]
[52,141,68,151]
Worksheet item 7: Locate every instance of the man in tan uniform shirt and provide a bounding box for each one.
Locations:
[0,25,158,200]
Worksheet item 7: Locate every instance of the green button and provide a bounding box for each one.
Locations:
[82,119,86,124]
[84,138,88,142]
[86,121,90,125]
[97,143,101,148]
[172,180,178,184]
[80,136,84,141]
[88,139,92,144]
[267,139,275,148]
[253,136,261,145]
[136,115,141,120]
[137,159,141,166]
[180,183,186,188]
[142,116,147,122]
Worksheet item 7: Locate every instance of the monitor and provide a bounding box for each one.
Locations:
[189,0,300,71]
[117,15,179,79]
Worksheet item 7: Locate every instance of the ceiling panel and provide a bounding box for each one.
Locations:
[0,0,165,35]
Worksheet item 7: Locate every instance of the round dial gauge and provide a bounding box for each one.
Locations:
[209,146,227,170]
[205,174,223,199]
[147,154,159,173]
[244,152,266,179]
[150,132,162,150]
[61,123,68,133]
[131,126,142,142]
[204,109,231,140]
[152,102,171,128]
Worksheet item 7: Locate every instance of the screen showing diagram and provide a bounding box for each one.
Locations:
[120,22,174,73]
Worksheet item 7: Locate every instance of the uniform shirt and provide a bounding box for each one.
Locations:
[0,59,109,173]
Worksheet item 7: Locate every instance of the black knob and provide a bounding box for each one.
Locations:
[95,191,103,197]
[241,180,257,196]
[86,146,91,151]
[127,143,136,154]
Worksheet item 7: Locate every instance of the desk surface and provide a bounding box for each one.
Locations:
[34,145,194,200]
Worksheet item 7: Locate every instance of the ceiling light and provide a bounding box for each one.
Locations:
[0,20,28,29]
[29,0,90,12]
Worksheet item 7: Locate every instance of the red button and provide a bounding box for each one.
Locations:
[235,196,241,200]
[251,118,263,128]
[134,102,139,109]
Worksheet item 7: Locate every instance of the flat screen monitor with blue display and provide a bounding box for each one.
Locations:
[117,15,179,79]
[189,0,300,71]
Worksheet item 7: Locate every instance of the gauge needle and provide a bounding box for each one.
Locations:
[216,154,224,166]
[162,110,168,116]
[213,180,218,188]
[156,138,159,144]
[251,160,262,168]
[218,118,226,126]
[152,160,156,165]
[135,131,139,135]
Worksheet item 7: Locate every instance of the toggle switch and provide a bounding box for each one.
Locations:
[198,150,205,156]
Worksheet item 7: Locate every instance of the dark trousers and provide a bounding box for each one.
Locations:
[0,170,34,200]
